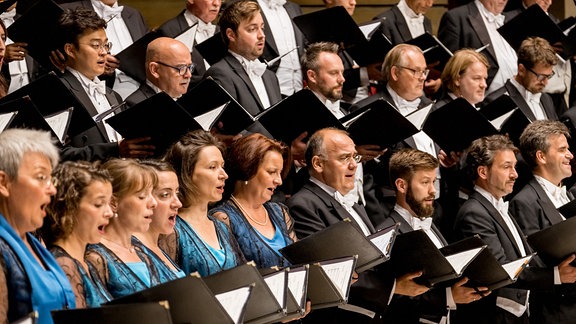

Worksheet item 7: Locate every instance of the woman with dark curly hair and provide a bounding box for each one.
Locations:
[42,161,114,308]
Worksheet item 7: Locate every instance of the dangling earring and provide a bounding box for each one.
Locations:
[113,213,118,218]
[244,181,248,185]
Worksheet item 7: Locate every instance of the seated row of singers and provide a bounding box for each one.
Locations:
[4,121,576,324]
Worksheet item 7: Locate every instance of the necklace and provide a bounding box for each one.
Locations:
[101,237,135,253]
[230,195,269,226]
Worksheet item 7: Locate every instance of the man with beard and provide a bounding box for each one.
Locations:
[203,0,282,116]
[378,148,484,323]
[454,134,576,323]
[288,128,430,323]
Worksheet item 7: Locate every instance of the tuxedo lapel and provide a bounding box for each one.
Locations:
[223,54,265,111]
[472,192,525,257]
[391,7,412,42]
[529,179,566,225]
[467,3,497,63]
[505,81,537,121]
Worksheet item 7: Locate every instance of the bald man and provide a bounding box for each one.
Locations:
[125,37,193,107]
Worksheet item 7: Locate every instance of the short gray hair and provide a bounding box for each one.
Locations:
[0,129,59,179]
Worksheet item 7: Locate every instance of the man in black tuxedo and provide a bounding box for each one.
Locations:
[379,148,485,323]
[454,134,576,323]
[125,37,192,107]
[509,120,576,323]
[203,0,282,116]
[157,0,221,88]
[288,128,430,323]
[58,8,153,161]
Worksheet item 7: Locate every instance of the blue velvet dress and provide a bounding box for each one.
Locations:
[85,241,162,299]
[0,215,76,324]
[210,200,294,268]
[49,246,112,308]
[132,236,185,282]
[170,215,245,276]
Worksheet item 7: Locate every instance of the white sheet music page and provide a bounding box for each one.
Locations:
[0,112,16,131]
[369,229,396,257]
[215,285,252,324]
[263,271,287,308]
[444,247,484,275]
[320,259,355,298]
[489,108,517,131]
[194,103,227,131]
[44,109,71,143]
[175,25,197,52]
[288,269,307,307]
[358,21,380,39]
[406,103,432,129]
[502,255,533,279]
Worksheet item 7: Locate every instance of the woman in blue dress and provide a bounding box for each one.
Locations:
[133,160,185,282]
[0,129,75,324]
[86,159,161,298]
[161,130,246,276]
[42,161,114,308]
[210,133,297,268]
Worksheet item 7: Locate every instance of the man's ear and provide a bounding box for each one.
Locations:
[311,155,323,173]
[0,171,10,198]
[149,62,160,79]
[395,178,407,194]
[390,65,400,82]
[535,150,546,165]
[307,70,317,85]
[225,28,236,44]
[63,43,75,60]
[477,165,488,180]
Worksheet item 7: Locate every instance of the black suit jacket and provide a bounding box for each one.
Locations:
[59,70,122,161]
[438,2,519,89]
[157,10,220,88]
[124,82,156,108]
[509,177,576,323]
[374,6,433,45]
[378,210,452,323]
[203,53,282,116]
[454,190,554,323]
[287,180,395,320]
[482,79,565,122]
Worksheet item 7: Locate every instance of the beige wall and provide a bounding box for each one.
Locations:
[123,0,573,34]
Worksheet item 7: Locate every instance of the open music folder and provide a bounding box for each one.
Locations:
[107,272,250,324]
[202,262,286,324]
[306,255,358,310]
[52,301,173,324]
[389,230,486,287]
[279,220,398,273]
[12,312,38,324]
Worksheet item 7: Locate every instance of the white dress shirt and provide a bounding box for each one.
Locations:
[397,0,426,38]
[534,175,570,211]
[475,0,517,95]
[510,78,547,120]
[258,0,302,96]
[230,51,271,109]
[184,11,217,70]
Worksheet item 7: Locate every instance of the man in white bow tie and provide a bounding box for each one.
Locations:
[158,0,221,89]
[58,8,154,162]
[60,0,149,99]
[379,148,484,323]
[509,120,576,323]
[204,0,282,116]
[438,0,519,95]
[482,37,564,122]
[455,134,576,323]
[288,128,431,323]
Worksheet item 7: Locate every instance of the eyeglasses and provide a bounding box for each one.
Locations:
[336,153,363,164]
[81,42,113,53]
[395,65,430,79]
[526,66,555,82]
[155,61,196,76]
[35,174,58,188]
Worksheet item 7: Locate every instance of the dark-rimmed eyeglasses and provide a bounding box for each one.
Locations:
[155,61,196,76]
[395,65,430,79]
[526,66,555,82]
